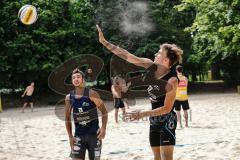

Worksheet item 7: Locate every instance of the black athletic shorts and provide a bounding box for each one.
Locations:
[114,98,124,109]
[24,95,33,103]
[149,113,177,146]
[70,134,101,160]
[174,100,189,111]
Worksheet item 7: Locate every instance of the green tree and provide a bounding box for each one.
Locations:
[0,0,99,91]
[96,0,194,74]
[0,0,197,93]
[177,0,240,85]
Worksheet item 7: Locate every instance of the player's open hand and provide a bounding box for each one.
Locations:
[126,110,144,121]
[97,127,106,140]
[96,25,106,44]
[69,136,76,151]
[127,82,131,87]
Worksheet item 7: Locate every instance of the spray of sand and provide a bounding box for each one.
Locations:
[120,1,154,36]
[96,0,154,37]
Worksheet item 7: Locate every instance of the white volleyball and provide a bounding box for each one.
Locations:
[18,5,38,25]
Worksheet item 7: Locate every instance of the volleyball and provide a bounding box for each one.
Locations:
[18,5,38,25]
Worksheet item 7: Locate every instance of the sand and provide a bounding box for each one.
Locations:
[0,93,240,160]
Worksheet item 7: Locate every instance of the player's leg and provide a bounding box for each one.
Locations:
[151,146,161,160]
[114,108,119,123]
[70,136,86,160]
[160,114,176,160]
[150,127,161,160]
[174,101,182,128]
[22,103,28,113]
[176,111,182,128]
[113,98,120,123]
[121,107,126,122]
[123,98,129,109]
[160,145,174,160]
[182,100,190,127]
[30,102,33,112]
[88,134,102,160]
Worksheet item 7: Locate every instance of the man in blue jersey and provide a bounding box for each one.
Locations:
[65,68,108,160]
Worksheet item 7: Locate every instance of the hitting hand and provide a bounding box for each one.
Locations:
[96,25,106,44]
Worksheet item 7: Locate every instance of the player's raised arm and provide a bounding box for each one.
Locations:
[21,87,28,97]
[96,25,153,69]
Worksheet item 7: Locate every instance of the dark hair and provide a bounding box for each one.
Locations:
[160,43,183,67]
[72,68,85,79]
[176,65,183,73]
[112,75,121,85]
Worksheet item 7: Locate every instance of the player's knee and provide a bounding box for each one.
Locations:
[153,152,161,160]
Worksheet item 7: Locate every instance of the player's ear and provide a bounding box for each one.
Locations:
[82,77,85,83]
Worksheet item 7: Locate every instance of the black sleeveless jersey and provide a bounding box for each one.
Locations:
[147,64,178,125]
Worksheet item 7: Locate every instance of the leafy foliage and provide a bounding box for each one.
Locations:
[1,0,238,92]
[177,0,240,84]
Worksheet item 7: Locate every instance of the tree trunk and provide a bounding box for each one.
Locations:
[211,63,221,80]
[192,72,197,81]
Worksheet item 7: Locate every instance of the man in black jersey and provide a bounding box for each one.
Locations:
[97,25,182,160]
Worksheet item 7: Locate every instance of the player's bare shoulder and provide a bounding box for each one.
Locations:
[26,86,30,90]
[168,77,178,88]
[89,89,104,108]
[65,94,70,101]
[89,89,100,99]
[139,57,154,68]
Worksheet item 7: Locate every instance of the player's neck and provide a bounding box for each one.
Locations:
[75,86,84,95]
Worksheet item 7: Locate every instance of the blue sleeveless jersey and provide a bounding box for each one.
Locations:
[70,88,99,136]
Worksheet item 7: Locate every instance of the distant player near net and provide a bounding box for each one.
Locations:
[173,65,190,128]
[111,76,131,124]
[21,82,35,113]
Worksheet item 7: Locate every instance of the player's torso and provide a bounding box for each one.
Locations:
[70,89,99,135]
[26,86,34,96]
[112,85,122,98]
[176,75,188,100]
[147,68,178,125]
